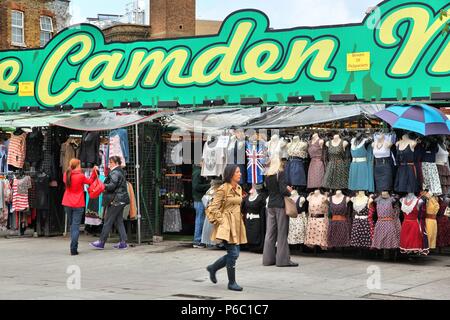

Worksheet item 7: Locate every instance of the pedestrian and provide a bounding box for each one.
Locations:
[263,157,298,267]
[192,164,211,248]
[206,164,247,291]
[62,158,98,256]
[90,156,130,250]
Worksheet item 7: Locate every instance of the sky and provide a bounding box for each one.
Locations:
[70,0,378,28]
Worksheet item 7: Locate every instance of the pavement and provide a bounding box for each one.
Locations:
[1,235,450,300]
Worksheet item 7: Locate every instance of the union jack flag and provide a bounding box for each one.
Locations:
[246,141,266,184]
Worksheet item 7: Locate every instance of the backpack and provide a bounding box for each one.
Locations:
[205,184,230,225]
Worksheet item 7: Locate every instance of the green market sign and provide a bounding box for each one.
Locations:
[0,0,449,110]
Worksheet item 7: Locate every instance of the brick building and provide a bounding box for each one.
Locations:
[103,0,222,43]
[0,0,70,50]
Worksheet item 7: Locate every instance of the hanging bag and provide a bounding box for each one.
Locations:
[88,170,105,199]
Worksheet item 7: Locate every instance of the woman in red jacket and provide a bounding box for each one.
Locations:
[62,158,98,255]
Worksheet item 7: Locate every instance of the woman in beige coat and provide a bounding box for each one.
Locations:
[206,164,247,291]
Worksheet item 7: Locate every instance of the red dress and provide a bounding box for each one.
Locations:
[400,198,428,255]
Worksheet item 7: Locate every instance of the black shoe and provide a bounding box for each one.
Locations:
[71,251,79,256]
[206,256,227,284]
[226,267,243,291]
[278,261,299,267]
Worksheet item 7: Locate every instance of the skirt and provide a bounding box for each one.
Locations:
[288,213,307,245]
[400,220,428,255]
[285,158,307,187]
[371,220,401,249]
[323,160,349,190]
[395,164,419,193]
[422,162,442,195]
[327,219,351,248]
[350,218,372,248]
[374,159,394,192]
[308,158,325,189]
[305,217,328,248]
[437,164,450,195]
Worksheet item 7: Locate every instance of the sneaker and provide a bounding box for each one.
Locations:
[193,243,206,248]
[113,242,128,250]
[89,240,105,250]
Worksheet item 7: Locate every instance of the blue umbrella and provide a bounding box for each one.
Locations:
[374,104,450,136]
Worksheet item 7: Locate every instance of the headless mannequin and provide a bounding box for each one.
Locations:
[326,134,349,150]
[353,191,369,207]
[332,189,350,204]
[311,133,324,148]
[396,134,417,151]
[372,132,393,151]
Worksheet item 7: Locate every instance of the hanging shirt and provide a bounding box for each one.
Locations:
[246,141,266,184]
[7,133,27,169]
[25,129,44,165]
[60,138,80,173]
[109,135,126,167]
[110,129,129,163]
[79,132,100,166]
[12,177,32,212]
[99,144,109,176]
[201,141,226,177]
[0,140,9,173]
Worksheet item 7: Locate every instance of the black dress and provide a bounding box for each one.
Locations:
[244,192,267,252]
[79,132,100,167]
[394,145,419,193]
[25,128,44,167]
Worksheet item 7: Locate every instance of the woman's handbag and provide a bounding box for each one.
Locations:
[284,196,298,218]
[88,172,105,199]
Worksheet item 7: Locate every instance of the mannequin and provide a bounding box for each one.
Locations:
[372,132,393,152]
[349,133,375,192]
[286,136,307,188]
[244,184,267,253]
[373,132,394,193]
[311,132,324,147]
[308,133,325,189]
[332,190,350,204]
[323,133,349,190]
[326,134,349,149]
[328,189,351,249]
[394,133,419,194]
[400,192,429,255]
[287,189,308,246]
[350,190,372,249]
[305,189,329,250]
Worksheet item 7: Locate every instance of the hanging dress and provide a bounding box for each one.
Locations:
[285,141,308,187]
[327,196,351,248]
[435,145,450,195]
[425,196,439,249]
[372,196,401,249]
[348,139,374,192]
[307,139,325,189]
[288,195,308,245]
[322,140,349,190]
[399,197,429,255]
[394,145,419,193]
[305,194,329,249]
[373,142,394,192]
[437,197,450,248]
[350,198,372,248]
[420,145,442,195]
[244,192,267,249]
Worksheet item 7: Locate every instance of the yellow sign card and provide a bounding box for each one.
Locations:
[347,52,370,72]
[19,82,35,97]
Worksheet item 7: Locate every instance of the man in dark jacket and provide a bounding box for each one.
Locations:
[192,164,211,248]
[90,156,130,250]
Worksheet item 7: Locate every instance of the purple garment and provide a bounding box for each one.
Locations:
[372,196,401,249]
[327,197,350,248]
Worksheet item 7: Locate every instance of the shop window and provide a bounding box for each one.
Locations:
[11,10,24,46]
[40,16,53,47]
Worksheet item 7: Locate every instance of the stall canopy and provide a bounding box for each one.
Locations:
[243,104,386,129]
[165,104,386,132]
[166,107,264,134]
[0,112,91,128]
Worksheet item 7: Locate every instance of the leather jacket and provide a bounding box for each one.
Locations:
[102,167,130,206]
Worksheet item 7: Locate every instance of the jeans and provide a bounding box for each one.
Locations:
[193,201,205,244]
[224,242,240,268]
[65,207,84,253]
[100,204,128,243]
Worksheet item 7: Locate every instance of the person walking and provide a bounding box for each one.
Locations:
[206,165,247,291]
[263,158,298,267]
[90,156,130,250]
[62,159,98,256]
[192,164,211,248]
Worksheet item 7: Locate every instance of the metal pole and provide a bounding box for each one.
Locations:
[135,124,141,245]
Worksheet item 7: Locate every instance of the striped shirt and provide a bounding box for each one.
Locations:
[7,133,27,169]
[12,178,31,212]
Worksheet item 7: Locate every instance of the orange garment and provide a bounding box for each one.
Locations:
[127,182,137,220]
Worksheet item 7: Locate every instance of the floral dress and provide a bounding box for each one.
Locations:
[305,193,329,249]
